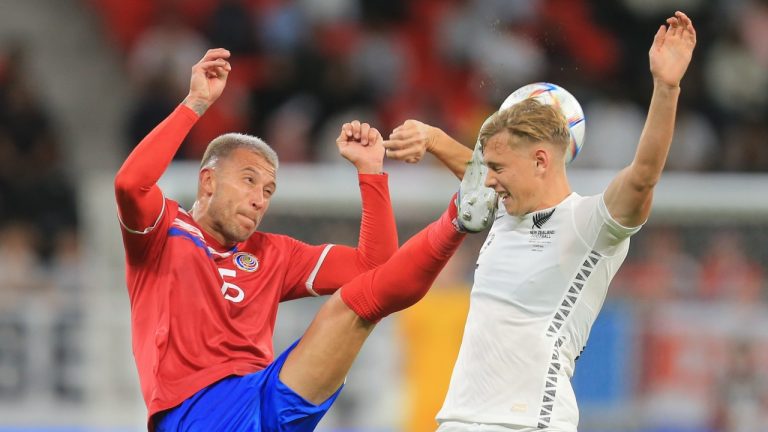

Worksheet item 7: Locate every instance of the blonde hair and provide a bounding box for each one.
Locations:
[479,99,570,153]
[200,133,279,171]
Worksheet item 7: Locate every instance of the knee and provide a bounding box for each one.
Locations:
[322,291,376,328]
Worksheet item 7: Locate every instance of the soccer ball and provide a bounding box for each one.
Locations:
[500,83,585,164]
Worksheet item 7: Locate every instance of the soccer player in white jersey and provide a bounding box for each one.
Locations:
[383,11,696,431]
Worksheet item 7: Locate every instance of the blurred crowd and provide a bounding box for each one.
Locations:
[0,44,78,248]
[0,0,767,429]
[0,44,82,401]
[88,0,768,170]
[613,227,767,304]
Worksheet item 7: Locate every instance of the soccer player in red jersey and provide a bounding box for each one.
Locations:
[115,48,474,431]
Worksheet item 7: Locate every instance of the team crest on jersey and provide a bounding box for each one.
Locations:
[532,208,555,229]
[529,209,556,252]
[233,252,259,272]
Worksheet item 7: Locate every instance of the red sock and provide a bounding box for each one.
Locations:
[340,195,466,323]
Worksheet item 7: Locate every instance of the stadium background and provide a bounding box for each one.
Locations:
[0,0,767,431]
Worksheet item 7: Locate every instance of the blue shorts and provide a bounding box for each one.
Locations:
[154,339,343,432]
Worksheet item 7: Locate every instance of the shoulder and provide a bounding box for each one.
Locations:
[242,231,301,253]
[569,192,597,207]
[122,198,181,240]
[166,199,182,218]
[566,193,604,217]
[571,192,642,248]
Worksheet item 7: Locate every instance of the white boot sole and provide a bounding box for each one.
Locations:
[457,141,498,232]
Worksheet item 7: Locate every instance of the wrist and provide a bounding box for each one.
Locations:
[652,78,681,93]
[355,163,384,175]
[182,96,209,117]
[426,126,441,153]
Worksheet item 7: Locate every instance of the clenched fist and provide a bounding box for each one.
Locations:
[336,120,385,174]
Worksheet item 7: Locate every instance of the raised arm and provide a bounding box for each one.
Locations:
[384,119,473,179]
[603,11,696,227]
[309,121,399,294]
[114,48,231,232]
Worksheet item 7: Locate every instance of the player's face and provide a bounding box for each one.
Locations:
[207,148,276,243]
[483,132,539,217]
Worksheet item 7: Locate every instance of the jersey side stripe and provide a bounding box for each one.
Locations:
[539,249,602,428]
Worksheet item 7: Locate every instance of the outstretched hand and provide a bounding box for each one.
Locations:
[336,121,385,174]
[183,48,232,116]
[649,11,696,89]
[383,119,437,164]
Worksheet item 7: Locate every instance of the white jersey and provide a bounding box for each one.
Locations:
[437,192,640,431]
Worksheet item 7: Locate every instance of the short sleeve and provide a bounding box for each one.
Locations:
[597,194,643,239]
[120,198,178,265]
[573,194,642,256]
[280,236,335,301]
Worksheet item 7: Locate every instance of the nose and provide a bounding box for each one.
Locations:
[484,171,496,189]
[250,188,266,210]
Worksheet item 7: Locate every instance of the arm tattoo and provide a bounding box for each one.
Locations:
[182,97,209,117]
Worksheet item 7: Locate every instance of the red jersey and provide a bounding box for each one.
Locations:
[121,199,337,417]
[114,104,398,423]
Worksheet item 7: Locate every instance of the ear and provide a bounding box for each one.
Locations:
[533,148,550,172]
[199,167,216,197]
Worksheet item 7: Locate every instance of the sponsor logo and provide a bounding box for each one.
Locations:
[233,252,259,272]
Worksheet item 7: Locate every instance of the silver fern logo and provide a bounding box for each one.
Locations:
[532,208,556,229]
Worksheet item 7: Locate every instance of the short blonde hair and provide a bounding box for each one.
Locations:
[479,99,570,152]
[200,133,279,171]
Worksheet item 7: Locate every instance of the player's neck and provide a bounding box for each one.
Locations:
[190,201,236,249]
[535,174,571,211]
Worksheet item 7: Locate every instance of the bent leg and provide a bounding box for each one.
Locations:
[340,199,466,322]
[280,199,466,404]
[279,292,374,405]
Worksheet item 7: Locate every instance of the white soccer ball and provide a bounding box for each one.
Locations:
[500,82,585,164]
